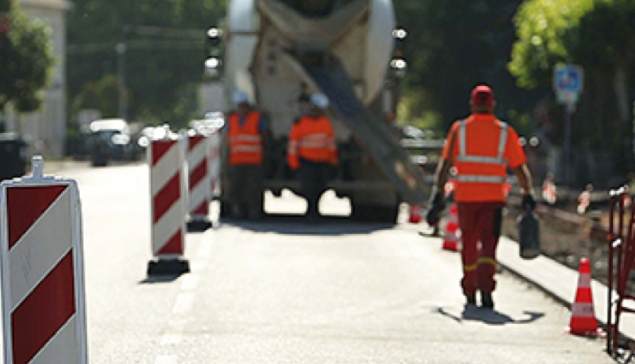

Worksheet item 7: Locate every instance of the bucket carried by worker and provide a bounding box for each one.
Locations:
[517,207,540,259]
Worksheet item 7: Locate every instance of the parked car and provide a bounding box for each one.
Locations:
[0,132,27,181]
[87,119,136,166]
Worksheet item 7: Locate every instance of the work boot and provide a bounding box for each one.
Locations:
[465,294,476,306]
[481,292,494,309]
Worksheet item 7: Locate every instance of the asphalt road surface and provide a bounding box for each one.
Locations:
[6,162,615,363]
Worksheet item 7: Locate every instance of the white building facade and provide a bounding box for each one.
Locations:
[6,0,69,158]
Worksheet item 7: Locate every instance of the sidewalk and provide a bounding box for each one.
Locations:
[497,236,632,339]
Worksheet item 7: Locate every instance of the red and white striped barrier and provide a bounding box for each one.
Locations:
[148,127,189,276]
[186,132,212,231]
[0,156,88,364]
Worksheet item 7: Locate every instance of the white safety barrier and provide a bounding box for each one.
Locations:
[186,132,212,232]
[207,130,222,200]
[0,156,88,364]
[148,127,190,276]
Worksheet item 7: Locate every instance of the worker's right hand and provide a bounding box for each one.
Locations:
[522,194,536,211]
[426,191,446,226]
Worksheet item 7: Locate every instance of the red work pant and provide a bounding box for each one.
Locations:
[457,201,505,295]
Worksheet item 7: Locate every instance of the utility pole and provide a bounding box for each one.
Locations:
[0,1,11,116]
[563,103,574,187]
[116,42,128,120]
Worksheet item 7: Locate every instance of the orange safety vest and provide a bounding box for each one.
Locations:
[287,116,337,170]
[228,111,263,165]
[449,115,525,202]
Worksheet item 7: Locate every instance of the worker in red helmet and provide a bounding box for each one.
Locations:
[427,84,535,308]
[287,93,338,222]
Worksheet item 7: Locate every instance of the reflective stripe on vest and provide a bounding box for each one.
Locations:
[288,117,336,163]
[228,112,263,164]
[298,133,334,149]
[455,175,507,183]
[455,119,508,184]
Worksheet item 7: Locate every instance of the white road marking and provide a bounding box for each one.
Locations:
[160,333,182,346]
[155,231,213,361]
[172,292,194,315]
[195,239,213,259]
[180,274,199,291]
[154,355,178,364]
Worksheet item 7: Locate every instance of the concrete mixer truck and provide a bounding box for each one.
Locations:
[217,0,430,222]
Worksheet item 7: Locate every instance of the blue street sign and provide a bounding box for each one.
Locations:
[554,64,583,106]
[554,65,583,94]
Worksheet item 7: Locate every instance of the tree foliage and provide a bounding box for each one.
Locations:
[394,0,532,131]
[0,0,55,113]
[509,0,593,89]
[510,0,635,170]
[67,0,226,125]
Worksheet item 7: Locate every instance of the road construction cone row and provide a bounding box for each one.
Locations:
[442,204,460,252]
[567,258,604,336]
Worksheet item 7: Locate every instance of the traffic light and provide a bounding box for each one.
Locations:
[204,27,223,79]
[390,27,408,79]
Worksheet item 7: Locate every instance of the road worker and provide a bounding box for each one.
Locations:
[427,84,535,308]
[287,93,338,221]
[226,90,268,219]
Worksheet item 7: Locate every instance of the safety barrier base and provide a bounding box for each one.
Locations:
[147,258,190,276]
[187,219,213,233]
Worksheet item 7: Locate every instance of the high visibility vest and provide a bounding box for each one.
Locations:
[228,111,263,165]
[287,116,337,169]
[453,118,510,202]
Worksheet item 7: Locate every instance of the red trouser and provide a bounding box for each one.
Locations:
[457,201,505,295]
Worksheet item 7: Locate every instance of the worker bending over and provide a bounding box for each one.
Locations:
[287,93,338,221]
[428,85,535,308]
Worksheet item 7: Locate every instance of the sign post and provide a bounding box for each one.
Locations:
[554,64,584,187]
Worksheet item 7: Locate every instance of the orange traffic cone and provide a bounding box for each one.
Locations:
[567,258,604,336]
[408,204,422,223]
[442,204,460,252]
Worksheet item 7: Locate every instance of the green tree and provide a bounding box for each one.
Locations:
[509,0,593,89]
[67,0,227,126]
[510,0,635,173]
[0,0,55,113]
[71,74,121,118]
[394,0,533,132]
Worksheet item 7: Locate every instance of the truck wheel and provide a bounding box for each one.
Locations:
[351,203,398,224]
[220,200,232,218]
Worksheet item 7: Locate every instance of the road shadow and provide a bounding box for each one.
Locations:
[435,305,545,326]
[218,215,395,236]
[138,274,182,285]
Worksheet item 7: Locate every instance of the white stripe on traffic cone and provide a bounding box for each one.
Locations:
[0,156,88,364]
